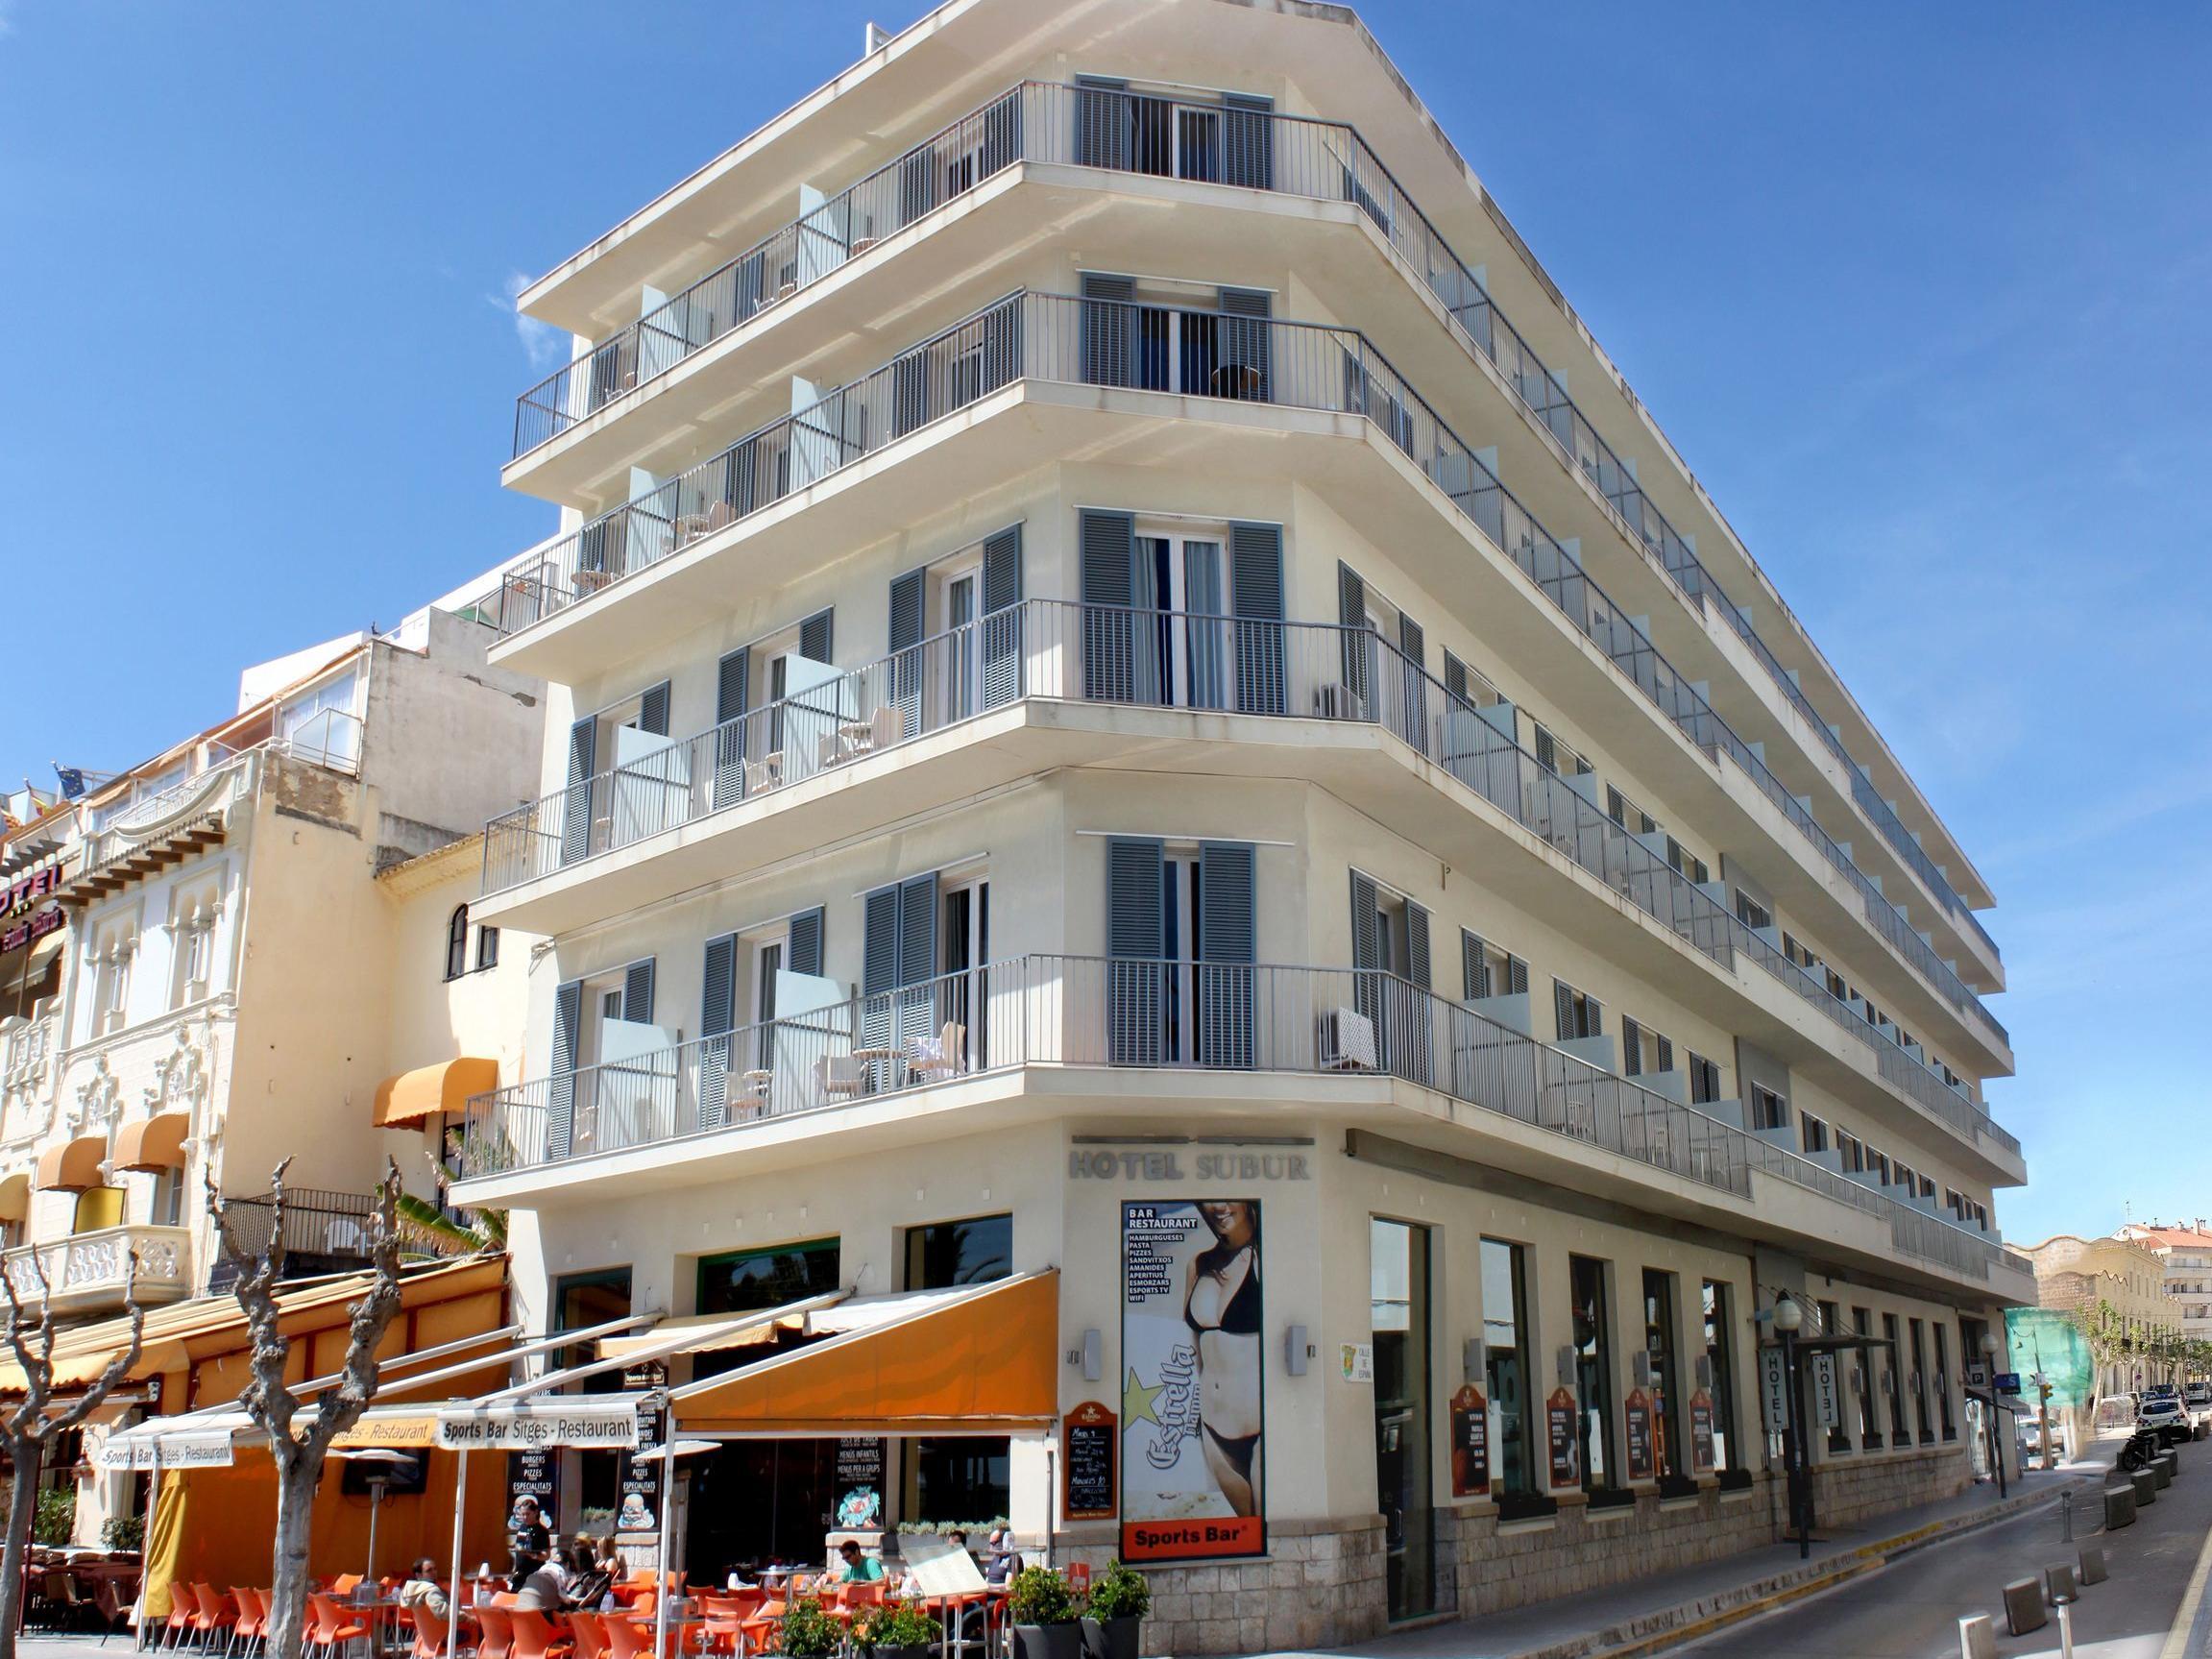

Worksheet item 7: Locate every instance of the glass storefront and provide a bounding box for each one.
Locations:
[1570,1256,1616,1491]
[1482,1238,1534,1501]
[1373,1219,1433,1621]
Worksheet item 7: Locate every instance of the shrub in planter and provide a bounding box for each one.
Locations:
[33,1489,74,1547]
[777,1598,845,1659]
[857,1598,938,1659]
[1008,1566,1081,1659]
[1080,1560,1150,1659]
[101,1514,145,1552]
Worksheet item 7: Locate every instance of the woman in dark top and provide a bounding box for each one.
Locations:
[1183,1201,1262,1517]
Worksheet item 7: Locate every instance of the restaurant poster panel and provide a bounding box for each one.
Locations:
[1121,1200,1265,1563]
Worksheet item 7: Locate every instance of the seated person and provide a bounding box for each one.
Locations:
[398,1560,450,1621]
[564,1538,616,1611]
[514,1557,569,1611]
[981,1528,1022,1586]
[837,1540,885,1583]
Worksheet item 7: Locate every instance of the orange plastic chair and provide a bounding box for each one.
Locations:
[601,1615,651,1659]
[230,1586,265,1655]
[191,1585,237,1647]
[408,1602,458,1659]
[331,1576,365,1599]
[307,1593,368,1659]
[474,1604,516,1659]
[161,1582,196,1649]
[736,1598,785,1658]
[567,1612,607,1659]
[507,1608,572,1659]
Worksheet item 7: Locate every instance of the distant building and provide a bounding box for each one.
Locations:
[2116,1221,2212,1343]
[2021,1233,2178,1396]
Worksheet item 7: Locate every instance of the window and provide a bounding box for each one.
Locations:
[474,925,500,971]
[72,1186,124,1235]
[1570,1256,1616,1491]
[904,1214,1011,1290]
[89,909,138,1036]
[1800,1113,1829,1156]
[1482,1238,1535,1500]
[1532,724,1592,777]
[1734,891,1772,932]
[1620,1017,1672,1079]
[694,1238,840,1380]
[1838,1134,1865,1174]
[1553,980,1602,1042]
[1866,1148,1891,1184]
[1818,1300,1850,1453]
[1460,930,1528,1002]
[169,875,222,1008]
[1853,1307,1881,1449]
[1933,1326,1957,1440]
[445,904,470,981]
[1642,1270,1685,1482]
[1665,838,1709,886]
[1892,1159,1917,1192]
[280,667,361,769]
[1688,1053,1723,1106]
[1880,1314,1909,1446]
[1604,786,1656,836]
[1701,1281,1739,1473]
[554,1266,635,1529]
[149,1168,185,1228]
[1748,1085,1788,1133]
[1908,1319,1932,1443]
[1373,1220,1436,1619]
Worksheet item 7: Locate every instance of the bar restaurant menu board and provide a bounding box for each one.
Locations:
[1447,1384,1488,1499]
[615,1404,664,1538]
[835,1438,887,1529]
[1064,1402,1117,1521]
[1689,1389,1716,1475]
[508,1445,557,1519]
[1545,1387,1579,1490]
[1622,1388,1656,1482]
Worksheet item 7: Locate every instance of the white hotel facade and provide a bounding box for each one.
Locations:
[454,1,2032,1646]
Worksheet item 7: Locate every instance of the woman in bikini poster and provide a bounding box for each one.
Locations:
[1120,1199,1265,1562]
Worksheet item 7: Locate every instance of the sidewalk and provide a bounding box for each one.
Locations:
[1263,1458,2106,1659]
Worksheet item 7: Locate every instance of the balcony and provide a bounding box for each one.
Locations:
[479,593,2013,1176]
[2,1225,192,1318]
[454,955,2027,1298]
[473,289,2006,1068]
[502,79,1995,977]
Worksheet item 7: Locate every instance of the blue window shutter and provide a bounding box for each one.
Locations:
[714,647,749,808]
[891,347,931,438]
[1397,615,1428,755]
[788,907,825,978]
[1621,1014,1641,1076]
[1229,521,1285,716]
[1223,93,1275,191]
[1217,287,1272,403]
[561,717,596,866]
[1554,980,1576,1041]
[1075,78,1132,172]
[699,935,738,1129]
[799,608,834,664]
[982,525,1024,708]
[1405,902,1431,990]
[1337,564,1372,715]
[548,979,583,1159]
[1106,838,1164,1066]
[1080,509,1138,703]
[1445,651,1469,706]
[863,885,900,1048]
[897,872,939,1048]
[639,680,672,737]
[623,959,657,1027]
[1461,930,1486,1000]
[1349,869,1382,1038]
[889,570,926,650]
[1080,272,1136,388]
[889,568,928,740]
[1399,900,1435,1083]
[1198,842,1255,1069]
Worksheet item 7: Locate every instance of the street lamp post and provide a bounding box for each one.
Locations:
[1775,1295,1811,1559]
[1981,1330,2007,1498]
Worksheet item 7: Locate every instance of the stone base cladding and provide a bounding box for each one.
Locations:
[1057,1515,1388,1655]
[1810,1442,1970,1529]
[1451,1478,1782,1618]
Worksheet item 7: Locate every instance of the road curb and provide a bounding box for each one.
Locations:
[1500,1475,2100,1659]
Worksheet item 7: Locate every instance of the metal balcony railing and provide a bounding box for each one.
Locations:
[214,1185,473,1264]
[507,79,1993,964]
[457,955,2026,1285]
[480,596,2012,1162]
[478,287,2005,1051]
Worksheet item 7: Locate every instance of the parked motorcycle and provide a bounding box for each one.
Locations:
[2117,1427,2163,1472]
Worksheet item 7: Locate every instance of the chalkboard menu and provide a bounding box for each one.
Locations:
[836,1438,887,1530]
[1623,1388,1655,1482]
[507,1446,558,1548]
[1063,1402,1117,1521]
[1689,1389,1715,1475]
[1447,1384,1488,1499]
[616,1403,664,1538]
[1545,1387,1579,1490]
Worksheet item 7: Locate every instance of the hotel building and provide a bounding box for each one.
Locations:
[454,1,2033,1645]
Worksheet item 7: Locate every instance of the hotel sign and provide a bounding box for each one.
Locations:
[1,857,68,955]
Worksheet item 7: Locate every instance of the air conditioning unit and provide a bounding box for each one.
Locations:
[1314,683,1366,721]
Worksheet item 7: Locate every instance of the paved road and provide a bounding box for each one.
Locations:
[1678,1456,2212,1658]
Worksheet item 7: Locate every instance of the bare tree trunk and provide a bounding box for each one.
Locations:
[0,1451,41,1656]
[266,1444,319,1659]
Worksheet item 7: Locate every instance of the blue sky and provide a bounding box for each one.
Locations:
[2,3,2205,1243]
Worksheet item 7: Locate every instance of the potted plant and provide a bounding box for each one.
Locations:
[1080,1560,1151,1659]
[1007,1565,1081,1659]
[776,1598,845,1659]
[856,1598,938,1659]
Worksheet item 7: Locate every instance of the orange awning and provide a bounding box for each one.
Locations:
[112,1112,190,1172]
[36,1134,107,1193]
[374,1057,499,1130]
[671,1270,1058,1435]
[0,1174,27,1224]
